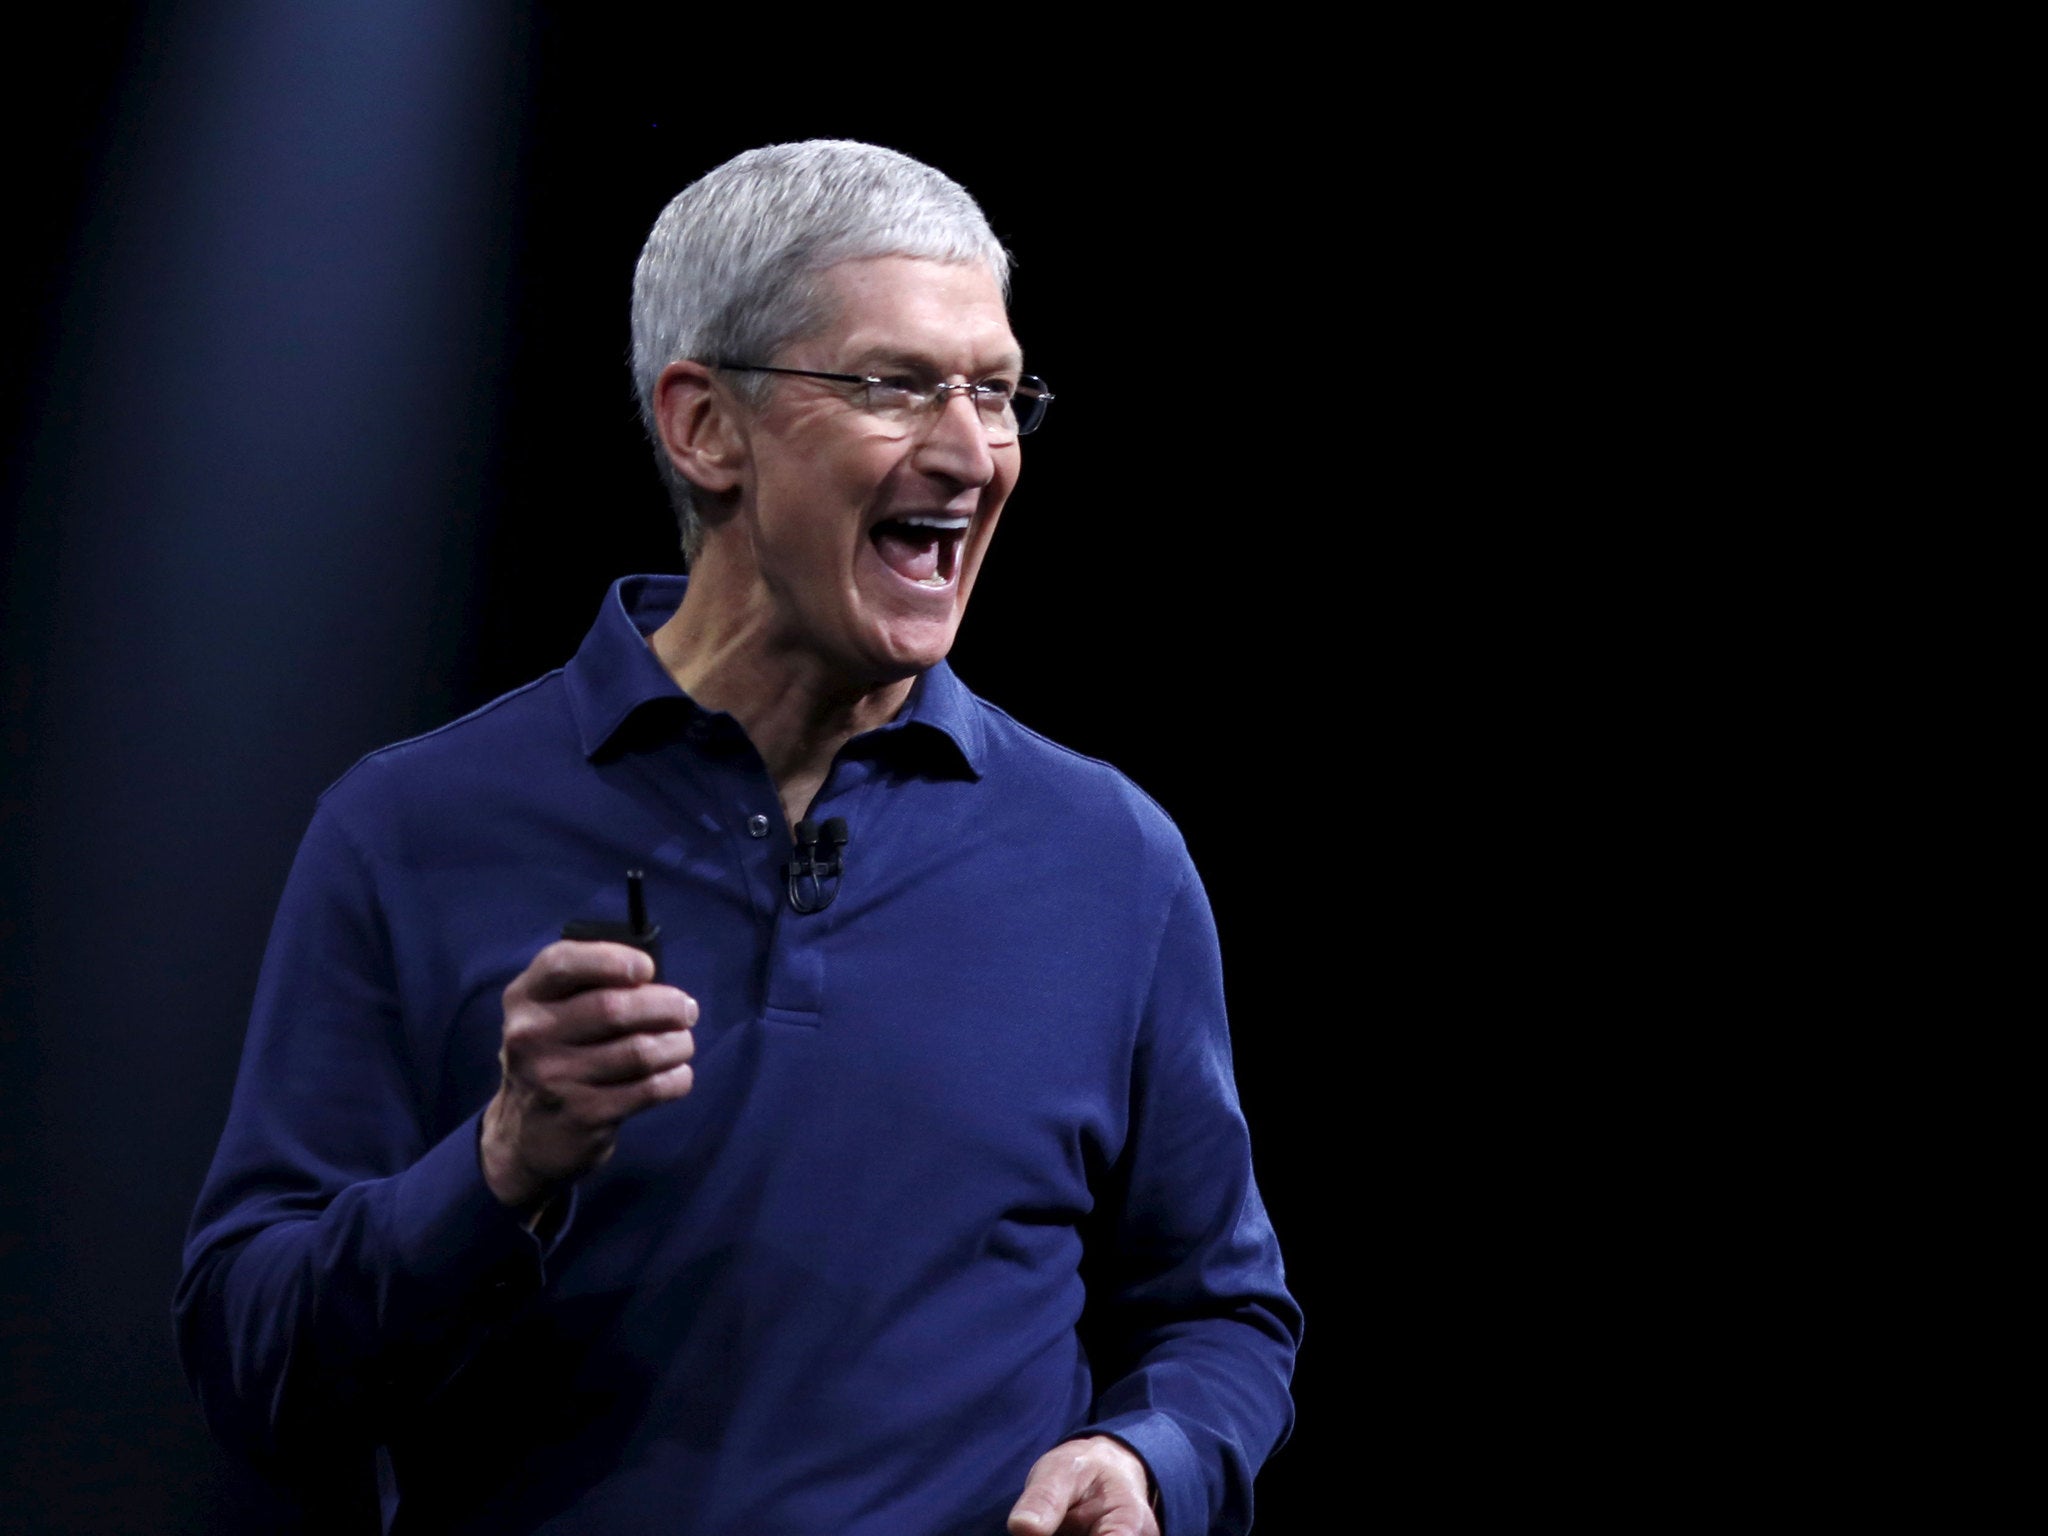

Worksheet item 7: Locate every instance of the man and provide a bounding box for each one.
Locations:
[178,141,1299,1535]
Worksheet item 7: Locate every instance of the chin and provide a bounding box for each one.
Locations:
[856,610,964,683]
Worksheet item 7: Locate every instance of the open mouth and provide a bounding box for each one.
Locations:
[870,515,969,588]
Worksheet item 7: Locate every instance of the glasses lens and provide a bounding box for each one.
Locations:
[1012,377,1051,436]
[863,379,923,424]
[863,378,1048,439]
[968,385,1016,443]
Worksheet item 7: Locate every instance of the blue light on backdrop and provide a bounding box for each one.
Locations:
[3,7,526,1528]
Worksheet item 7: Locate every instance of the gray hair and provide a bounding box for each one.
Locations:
[630,141,1013,561]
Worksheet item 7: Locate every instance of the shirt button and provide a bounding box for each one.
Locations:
[747,814,770,838]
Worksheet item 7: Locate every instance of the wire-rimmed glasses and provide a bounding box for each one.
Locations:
[714,362,1054,441]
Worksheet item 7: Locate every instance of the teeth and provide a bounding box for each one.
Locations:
[895,515,970,531]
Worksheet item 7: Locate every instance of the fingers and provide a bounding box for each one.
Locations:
[508,978,698,1049]
[507,941,696,1043]
[500,986,697,1097]
[516,939,658,1002]
[576,1019,697,1085]
[1008,1439,1157,1536]
[1007,1452,1077,1535]
[513,1059,695,1129]
[482,940,702,1211]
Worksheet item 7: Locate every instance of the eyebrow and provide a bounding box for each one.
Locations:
[854,346,1026,378]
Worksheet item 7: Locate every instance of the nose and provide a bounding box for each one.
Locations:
[911,386,1000,488]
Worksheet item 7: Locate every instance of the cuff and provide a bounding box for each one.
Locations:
[1079,1411,1201,1536]
[386,1109,574,1318]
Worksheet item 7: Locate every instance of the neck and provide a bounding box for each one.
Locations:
[648,567,915,831]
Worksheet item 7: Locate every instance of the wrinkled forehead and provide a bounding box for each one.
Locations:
[791,254,1020,370]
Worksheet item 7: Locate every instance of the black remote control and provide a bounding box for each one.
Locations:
[561,868,662,980]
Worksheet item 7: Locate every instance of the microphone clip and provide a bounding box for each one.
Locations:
[784,816,848,914]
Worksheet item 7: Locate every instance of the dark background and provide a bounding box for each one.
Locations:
[3,7,1368,1529]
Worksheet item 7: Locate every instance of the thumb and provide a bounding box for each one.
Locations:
[1007,1454,1077,1535]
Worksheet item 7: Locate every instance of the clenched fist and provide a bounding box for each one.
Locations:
[480,939,698,1211]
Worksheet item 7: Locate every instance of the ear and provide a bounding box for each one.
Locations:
[652,361,747,495]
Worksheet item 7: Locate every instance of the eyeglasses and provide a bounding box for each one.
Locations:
[713,362,1054,440]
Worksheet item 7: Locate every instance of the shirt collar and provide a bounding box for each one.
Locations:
[565,574,984,778]
[871,655,984,779]
[564,574,696,758]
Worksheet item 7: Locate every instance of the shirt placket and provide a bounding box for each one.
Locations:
[758,754,876,1027]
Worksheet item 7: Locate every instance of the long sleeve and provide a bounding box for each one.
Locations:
[173,797,553,1471]
[172,600,1302,1532]
[1073,865,1302,1536]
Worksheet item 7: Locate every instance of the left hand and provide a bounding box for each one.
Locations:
[1007,1436,1160,1536]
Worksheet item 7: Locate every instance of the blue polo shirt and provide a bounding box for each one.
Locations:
[177,575,1298,1535]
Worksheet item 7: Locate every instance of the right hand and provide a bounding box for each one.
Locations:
[480,940,698,1211]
